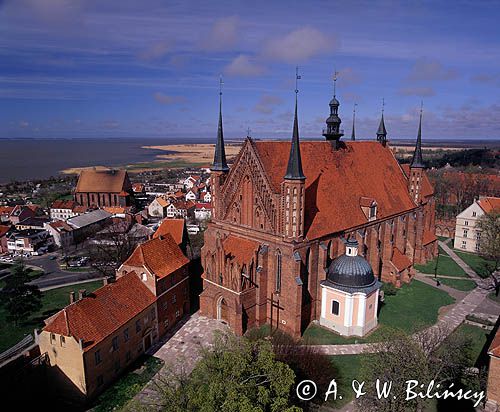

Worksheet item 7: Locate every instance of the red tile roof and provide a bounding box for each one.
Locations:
[75,169,130,193]
[223,235,259,265]
[48,221,74,232]
[43,272,155,351]
[0,225,10,237]
[478,197,500,213]
[195,202,213,209]
[103,206,129,215]
[123,234,189,278]
[0,206,14,215]
[359,196,376,207]
[391,247,412,272]
[401,164,434,198]
[153,197,169,207]
[488,326,500,357]
[153,219,185,244]
[423,230,437,245]
[253,141,418,239]
[51,200,77,210]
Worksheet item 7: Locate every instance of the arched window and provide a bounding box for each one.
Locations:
[275,250,282,293]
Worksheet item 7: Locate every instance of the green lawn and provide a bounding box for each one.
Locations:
[415,255,468,277]
[302,280,455,345]
[454,250,496,278]
[488,291,500,304]
[92,355,164,412]
[0,280,103,352]
[437,236,450,242]
[446,323,491,367]
[437,277,476,291]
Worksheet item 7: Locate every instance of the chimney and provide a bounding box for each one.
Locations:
[78,289,86,300]
[103,277,108,286]
[69,291,76,304]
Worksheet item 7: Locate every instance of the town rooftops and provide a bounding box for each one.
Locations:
[17,216,51,228]
[43,272,156,351]
[478,197,500,214]
[51,200,77,210]
[122,234,189,278]
[47,221,74,233]
[75,169,130,193]
[153,218,185,245]
[67,209,112,229]
[154,197,169,208]
[253,140,421,239]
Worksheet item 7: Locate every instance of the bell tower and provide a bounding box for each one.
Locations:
[211,77,229,220]
[376,99,387,146]
[282,68,306,242]
[322,71,344,149]
[409,104,425,204]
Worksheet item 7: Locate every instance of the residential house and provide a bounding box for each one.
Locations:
[0,206,14,223]
[194,203,213,221]
[45,221,75,249]
[153,218,190,255]
[202,191,212,203]
[50,200,86,221]
[74,169,133,208]
[117,235,190,338]
[486,324,500,410]
[15,216,51,231]
[166,200,195,219]
[453,196,500,253]
[185,188,198,202]
[183,175,200,190]
[7,229,52,254]
[9,204,42,225]
[38,273,158,402]
[0,225,11,254]
[148,197,169,219]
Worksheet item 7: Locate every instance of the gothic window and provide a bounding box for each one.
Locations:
[219,273,223,285]
[275,250,282,293]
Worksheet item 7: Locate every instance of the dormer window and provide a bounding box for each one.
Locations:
[369,205,377,219]
[142,273,147,282]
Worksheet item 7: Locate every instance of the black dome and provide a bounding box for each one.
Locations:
[329,97,340,106]
[327,240,375,288]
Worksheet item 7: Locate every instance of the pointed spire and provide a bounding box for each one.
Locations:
[351,103,357,141]
[285,68,305,180]
[376,98,387,144]
[211,76,229,172]
[411,103,425,168]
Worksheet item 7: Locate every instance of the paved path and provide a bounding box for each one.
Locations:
[415,272,468,300]
[439,241,484,283]
[39,277,106,292]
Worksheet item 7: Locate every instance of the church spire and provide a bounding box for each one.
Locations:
[211,76,229,172]
[411,103,425,168]
[376,98,387,146]
[351,103,357,141]
[323,70,343,147]
[285,68,305,180]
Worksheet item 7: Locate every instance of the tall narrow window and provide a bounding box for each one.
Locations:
[331,300,340,315]
[275,251,282,293]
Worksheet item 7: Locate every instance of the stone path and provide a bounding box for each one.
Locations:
[439,241,486,284]
[415,272,468,300]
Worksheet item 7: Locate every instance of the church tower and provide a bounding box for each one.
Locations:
[211,78,229,220]
[350,103,357,141]
[376,100,387,146]
[322,72,343,149]
[282,85,306,242]
[409,106,425,204]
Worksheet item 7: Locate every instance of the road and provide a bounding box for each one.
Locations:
[25,252,103,289]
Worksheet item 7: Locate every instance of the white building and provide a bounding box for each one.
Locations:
[148,197,169,218]
[183,175,200,190]
[194,203,213,221]
[202,191,212,203]
[454,196,500,253]
[50,200,85,221]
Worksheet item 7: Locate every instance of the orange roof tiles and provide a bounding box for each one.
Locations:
[478,197,500,213]
[0,225,10,237]
[359,196,376,207]
[153,219,185,244]
[253,141,418,239]
[223,235,259,265]
[123,234,189,278]
[401,164,434,198]
[0,206,14,215]
[391,247,412,272]
[51,200,77,210]
[423,230,437,245]
[154,197,169,207]
[489,327,500,357]
[75,169,129,193]
[103,206,128,214]
[43,272,155,351]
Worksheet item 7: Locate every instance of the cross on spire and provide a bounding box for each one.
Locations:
[333,69,339,97]
[295,66,301,94]
[219,75,223,96]
[382,97,385,114]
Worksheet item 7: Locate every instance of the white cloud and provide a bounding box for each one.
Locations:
[399,86,436,97]
[137,41,172,61]
[253,94,284,114]
[263,27,335,63]
[153,92,187,105]
[200,16,240,51]
[407,57,458,82]
[224,55,266,77]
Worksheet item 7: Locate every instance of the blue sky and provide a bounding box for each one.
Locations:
[1,0,499,140]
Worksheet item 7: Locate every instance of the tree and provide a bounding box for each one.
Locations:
[0,263,42,326]
[148,332,301,412]
[357,326,478,412]
[476,211,500,294]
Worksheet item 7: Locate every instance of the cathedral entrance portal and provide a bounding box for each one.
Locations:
[217,296,228,323]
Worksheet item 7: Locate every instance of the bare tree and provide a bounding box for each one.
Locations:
[476,211,500,293]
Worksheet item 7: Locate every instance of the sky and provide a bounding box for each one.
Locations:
[1,0,500,141]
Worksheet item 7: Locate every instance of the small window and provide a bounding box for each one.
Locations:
[463,230,468,238]
[461,240,467,249]
[164,319,169,329]
[60,336,66,347]
[50,333,56,344]
[144,315,149,325]
[331,300,340,316]
[176,310,180,318]
[136,320,141,333]
[464,220,469,226]
[112,336,119,351]
[472,211,477,217]
[95,350,101,365]
[124,328,129,342]
[97,375,104,387]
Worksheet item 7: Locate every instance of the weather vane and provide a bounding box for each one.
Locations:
[246,126,251,137]
[353,103,358,115]
[219,75,223,96]
[420,100,424,114]
[295,66,301,94]
[333,69,339,96]
[382,97,385,114]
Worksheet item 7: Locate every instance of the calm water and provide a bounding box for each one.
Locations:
[0,138,210,183]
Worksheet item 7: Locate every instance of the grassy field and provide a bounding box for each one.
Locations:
[0,280,103,352]
[415,254,468,277]
[302,280,455,345]
[454,250,496,278]
[91,355,164,412]
[437,277,476,291]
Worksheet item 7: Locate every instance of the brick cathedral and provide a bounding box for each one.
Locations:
[200,83,438,338]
